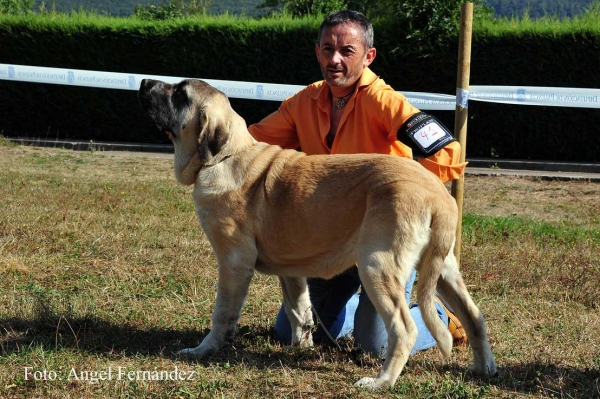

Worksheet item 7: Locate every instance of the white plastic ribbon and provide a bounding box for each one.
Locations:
[2,64,599,110]
[470,85,600,109]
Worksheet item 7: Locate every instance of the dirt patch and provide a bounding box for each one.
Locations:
[461,175,600,228]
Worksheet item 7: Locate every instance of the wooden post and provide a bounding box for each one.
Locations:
[451,2,474,264]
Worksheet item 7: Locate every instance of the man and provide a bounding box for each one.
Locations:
[248,10,466,357]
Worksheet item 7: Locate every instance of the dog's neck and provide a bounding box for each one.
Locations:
[173,146,203,185]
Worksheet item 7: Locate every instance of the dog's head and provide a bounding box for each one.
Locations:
[138,78,250,184]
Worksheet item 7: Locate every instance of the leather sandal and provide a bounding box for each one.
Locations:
[435,297,468,346]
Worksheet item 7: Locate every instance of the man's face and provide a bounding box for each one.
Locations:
[315,22,376,88]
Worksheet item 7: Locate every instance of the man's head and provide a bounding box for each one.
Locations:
[318,10,374,50]
[315,10,376,89]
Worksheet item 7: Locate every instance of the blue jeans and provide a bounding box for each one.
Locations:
[274,268,448,357]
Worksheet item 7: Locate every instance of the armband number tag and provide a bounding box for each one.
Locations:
[398,112,455,156]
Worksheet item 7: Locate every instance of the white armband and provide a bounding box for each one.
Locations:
[397,112,456,156]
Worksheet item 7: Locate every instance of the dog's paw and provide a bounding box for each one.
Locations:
[467,359,498,376]
[291,327,314,348]
[354,376,388,390]
[354,377,377,390]
[176,345,216,359]
[298,334,313,348]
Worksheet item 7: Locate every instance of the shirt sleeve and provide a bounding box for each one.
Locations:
[417,141,468,183]
[247,100,301,150]
[372,89,467,183]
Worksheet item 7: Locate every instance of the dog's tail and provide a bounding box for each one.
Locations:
[415,204,457,359]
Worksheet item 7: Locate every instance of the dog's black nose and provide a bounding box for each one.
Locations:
[140,78,156,90]
[139,79,159,91]
[138,79,154,104]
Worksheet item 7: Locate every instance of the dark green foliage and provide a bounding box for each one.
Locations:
[134,0,210,20]
[30,0,268,17]
[23,0,600,19]
[257,0,347,17]
[32,0,160,16]
[0,0,34,14]
[282,0,347,18]
[134,3,186,20]
[373,0,476,50]
[257,0,492,48]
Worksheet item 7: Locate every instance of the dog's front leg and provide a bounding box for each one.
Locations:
[279,276,314,347]
[178,259,254,358]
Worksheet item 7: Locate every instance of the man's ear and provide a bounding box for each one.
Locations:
[364,47,376,67]
[315,43,320,62]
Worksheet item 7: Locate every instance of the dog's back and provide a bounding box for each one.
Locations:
[249,149,457,276]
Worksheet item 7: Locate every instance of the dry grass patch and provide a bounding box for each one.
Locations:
[1,145,598,398]
[461,176,600,229]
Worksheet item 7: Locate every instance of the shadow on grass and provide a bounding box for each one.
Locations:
[431,360,600,398]
[2,314,598,397]
[0,314,208,358]
[0,313,344,373]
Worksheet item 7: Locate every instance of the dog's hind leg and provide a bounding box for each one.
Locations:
[415,244,454,360]
[436,251,497,375]
[413,204,461,361]
[354,250,418,390]
[279,277,314,347]
[178,250,255,358]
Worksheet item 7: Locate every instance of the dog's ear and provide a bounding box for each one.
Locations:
[197,112,228,164]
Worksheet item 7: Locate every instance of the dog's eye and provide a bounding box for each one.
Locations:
[173,85,187,98]
[174,84,187,93]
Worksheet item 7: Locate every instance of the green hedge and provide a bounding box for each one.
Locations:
[0,13,599,161]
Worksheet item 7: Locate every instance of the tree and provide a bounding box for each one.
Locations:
[257,0,492,50]
[0,0,34,14]
[370,0,492,44]
[134,0,210,20]
[258,0,347,17]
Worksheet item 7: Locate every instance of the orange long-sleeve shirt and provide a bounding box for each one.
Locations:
[248,68,467,183]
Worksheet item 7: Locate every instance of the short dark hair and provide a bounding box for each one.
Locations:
[318,10,374,50]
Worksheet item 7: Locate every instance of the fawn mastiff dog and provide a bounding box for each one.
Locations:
[137,78,497,389]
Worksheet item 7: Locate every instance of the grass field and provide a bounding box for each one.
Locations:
[0,143,598,398]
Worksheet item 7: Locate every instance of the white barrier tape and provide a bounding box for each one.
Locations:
[1,64,599,110]
[0,63,455,110]
[401,91,456,111]
[470,85,600,109]
[0,63,304,102]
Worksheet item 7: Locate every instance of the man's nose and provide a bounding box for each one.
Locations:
[331,51,343,64]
